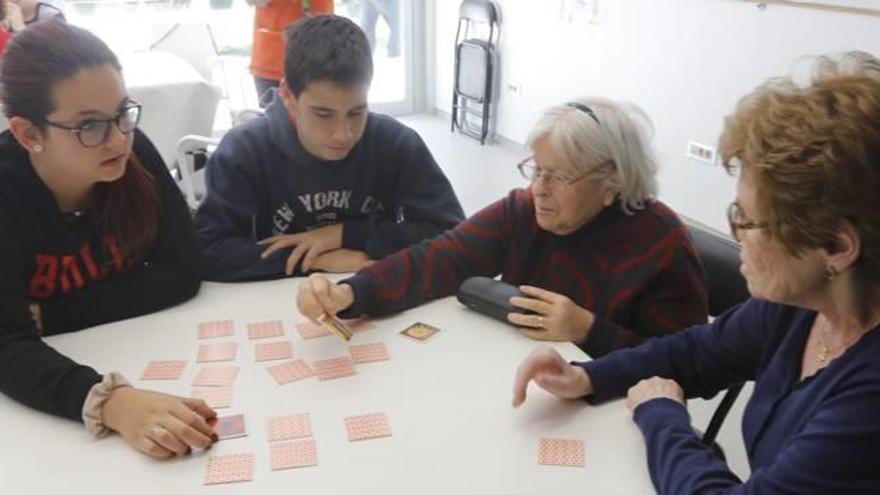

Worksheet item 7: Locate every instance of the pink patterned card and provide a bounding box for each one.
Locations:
[538,438,585,467]
[191,387,233,409]
[197,342,238,363]
[140,360,187,380]
[192,366,240,387]
[266,413,312,442]
[295,321,330,339]
[349,342,390,364]
[247,320,285,340]
[197,320,235,339]
[344,412,392,441]
[312,357,357,381]
[255,341,293,362]
[348,320,376,333]
[270,439,317,471]
[267,359,314,385]
[204,453,254,485]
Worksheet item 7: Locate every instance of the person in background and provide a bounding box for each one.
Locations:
[360,0,399,58]
[298,97,708,357]
[247,0,332,106]
[196,15,464,282]
[512,51,880,493]
[0,22,214,459]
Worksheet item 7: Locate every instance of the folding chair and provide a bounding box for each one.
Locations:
[450,0,500,145]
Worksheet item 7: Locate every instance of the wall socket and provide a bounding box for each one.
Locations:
[686,140,716,165]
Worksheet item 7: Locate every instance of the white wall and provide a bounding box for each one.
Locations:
[434,0,880,232]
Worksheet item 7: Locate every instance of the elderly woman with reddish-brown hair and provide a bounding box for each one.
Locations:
[513,51,880,494]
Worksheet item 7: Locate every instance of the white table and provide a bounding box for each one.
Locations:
[121,51,222,168]
[0,278,653,494]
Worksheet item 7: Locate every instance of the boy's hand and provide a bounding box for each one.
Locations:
[259,224,343,275]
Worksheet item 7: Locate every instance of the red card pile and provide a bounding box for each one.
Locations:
[140,360,187,380]
[192,387,233,409]
[344,412,392,442]
[266,413,312,442]
[255,341,293,362]
[198,320,235,339]
[312,357,357,381]
[247,320,285,340]
[538,438,584,467]
[204,453,254,485]
[197,342,238,363]
[267,359,314,385]
[349,342,390,364]
[295,321,330,340]
[270,438,317,471]
[192,366,240,387]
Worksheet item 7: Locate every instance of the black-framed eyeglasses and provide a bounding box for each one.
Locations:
[727,202,768,242]
[516,157,591,190]
[44,102,142,148]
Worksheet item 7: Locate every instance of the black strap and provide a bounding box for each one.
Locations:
[566,102,600,125]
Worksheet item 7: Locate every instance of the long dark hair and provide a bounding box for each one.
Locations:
[0,21,160,258]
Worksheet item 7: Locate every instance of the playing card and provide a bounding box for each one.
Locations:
[140,360,187,380]
[192,366,240,387]
[349,342,390,364]
[296,321,330,339]
[197,320,235,339]
[348,320,376,333]
[247,320,285,340]
[319,313,353,342]
[267,413,312,442]
[255,341,293,362]
[267,359,314,385]
[312,356,357,381]
[400,322,442,343]
[204,453,254,485]
[538,438,585,467]
[192,387,233,409]
[197,342,238,363]
[213,414,247,440]
[270,439,317,470]
[344,412,392,441]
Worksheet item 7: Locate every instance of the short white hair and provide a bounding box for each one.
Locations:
[526,97,659,214]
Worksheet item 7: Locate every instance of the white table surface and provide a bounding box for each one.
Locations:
[0,277,653,494]
[121,51,221,168]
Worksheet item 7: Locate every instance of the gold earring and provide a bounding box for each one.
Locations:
[824,266,839,280]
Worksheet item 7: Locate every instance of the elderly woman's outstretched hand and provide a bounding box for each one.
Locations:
[512,346,592,407]
[508,285,595,343]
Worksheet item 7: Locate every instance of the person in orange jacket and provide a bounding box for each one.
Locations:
[247,0,333,106]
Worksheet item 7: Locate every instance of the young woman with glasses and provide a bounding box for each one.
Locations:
[0,22,215,458]
[297,97,708,358]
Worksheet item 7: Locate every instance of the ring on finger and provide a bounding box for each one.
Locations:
[538,316,546,328]
[149,423,165,438]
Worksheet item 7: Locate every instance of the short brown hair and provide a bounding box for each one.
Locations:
[719,51,880,284]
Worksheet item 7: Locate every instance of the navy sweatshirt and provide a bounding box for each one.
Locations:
[195,92,465,281]
[0,129,201,420]
[582,298,880,494]
[341,189,708,357]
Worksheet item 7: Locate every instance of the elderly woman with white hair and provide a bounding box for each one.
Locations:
[297,98,709,356]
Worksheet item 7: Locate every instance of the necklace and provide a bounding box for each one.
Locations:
[815,314,880,365]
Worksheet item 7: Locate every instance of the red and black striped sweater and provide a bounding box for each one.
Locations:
[341,189,709,357]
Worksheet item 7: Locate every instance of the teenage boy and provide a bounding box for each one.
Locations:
[196,15,465,281]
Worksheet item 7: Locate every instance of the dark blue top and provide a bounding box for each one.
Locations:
[195,91,464,281]
[581,298,880,494]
